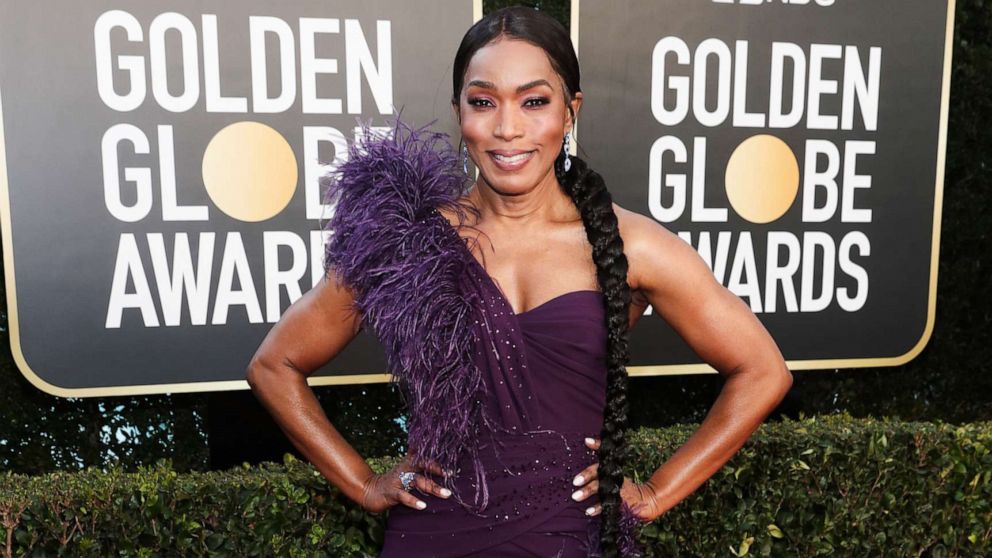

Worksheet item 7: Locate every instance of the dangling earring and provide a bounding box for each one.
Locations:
[562,131,572,173]
[461,143,470,175]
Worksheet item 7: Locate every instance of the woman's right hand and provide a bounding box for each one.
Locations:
[360,452,454,513]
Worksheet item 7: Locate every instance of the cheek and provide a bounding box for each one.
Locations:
[531,113,566,143]
[460,114,488,145]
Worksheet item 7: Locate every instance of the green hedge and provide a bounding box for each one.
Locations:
[2,413,989,557]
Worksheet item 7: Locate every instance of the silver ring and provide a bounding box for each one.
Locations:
[398,471,416,492]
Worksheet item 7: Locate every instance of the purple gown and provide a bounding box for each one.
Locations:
[380,212,610,558]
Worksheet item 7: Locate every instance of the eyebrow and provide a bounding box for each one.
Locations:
[466,79,554,94]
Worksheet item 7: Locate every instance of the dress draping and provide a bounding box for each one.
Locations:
[380,211,610,558]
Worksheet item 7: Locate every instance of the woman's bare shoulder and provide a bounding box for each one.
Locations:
[612,202,717,298]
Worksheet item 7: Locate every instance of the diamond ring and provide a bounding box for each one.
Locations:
[398,471,416,492]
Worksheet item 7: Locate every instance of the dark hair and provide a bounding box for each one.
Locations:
[451,7,634,556]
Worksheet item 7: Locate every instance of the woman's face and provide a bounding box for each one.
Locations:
[454,37,582,195]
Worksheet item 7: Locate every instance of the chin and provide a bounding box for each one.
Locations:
[481,161,556,192]
[480,171,542,194]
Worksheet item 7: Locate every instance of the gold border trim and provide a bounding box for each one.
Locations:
[0,0,956,397]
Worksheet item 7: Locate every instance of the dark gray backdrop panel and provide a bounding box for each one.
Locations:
[576,0,950,369]
[0,0,475,391]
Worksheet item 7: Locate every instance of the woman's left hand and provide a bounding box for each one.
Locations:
[570,436,663,522]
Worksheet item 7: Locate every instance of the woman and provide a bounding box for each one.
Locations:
[247,6,793,557]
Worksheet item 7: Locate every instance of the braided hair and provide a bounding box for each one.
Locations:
[451,7,634,556]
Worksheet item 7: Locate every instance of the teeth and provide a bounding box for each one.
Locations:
[493,152,532,163]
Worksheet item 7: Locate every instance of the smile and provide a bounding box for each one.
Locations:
[488,150,535,170]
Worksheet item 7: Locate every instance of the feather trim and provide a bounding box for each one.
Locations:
[582,501,648,557]
[617,500,648,557]
[320,115,499,511]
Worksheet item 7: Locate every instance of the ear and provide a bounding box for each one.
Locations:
[566,92,583,133]
[451,98,461,126]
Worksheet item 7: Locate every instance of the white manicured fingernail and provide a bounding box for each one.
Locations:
[585,506,596,516]
[585,438,595,445]
[571,490,583,501]
[416,500,426,509]
[440,488,452,497]
[573,475,584,486]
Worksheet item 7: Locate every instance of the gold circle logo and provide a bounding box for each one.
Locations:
[725,134,799,224]
[202,121,298,222]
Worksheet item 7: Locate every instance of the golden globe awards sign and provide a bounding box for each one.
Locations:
[574,0,955,374]
[0,1,480,396]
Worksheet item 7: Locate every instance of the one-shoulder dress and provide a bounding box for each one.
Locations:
[380,211,610,558]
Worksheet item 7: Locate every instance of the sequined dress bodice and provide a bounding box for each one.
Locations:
[379,213,609,558]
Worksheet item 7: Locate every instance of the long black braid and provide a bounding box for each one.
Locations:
[556,150,634,557]
[452,7,635,556]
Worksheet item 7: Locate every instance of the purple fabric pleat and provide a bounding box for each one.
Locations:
[322,116,647,557]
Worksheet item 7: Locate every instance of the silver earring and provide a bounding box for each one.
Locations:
[461,143,470,175]
[562,131,572,172]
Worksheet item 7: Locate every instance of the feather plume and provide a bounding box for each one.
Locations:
[617,501,647,557]
[320,114,499,509]
[583,501,648,557]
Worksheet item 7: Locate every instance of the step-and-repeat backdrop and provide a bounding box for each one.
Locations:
[0,0,953,396]
[575,0,954,375]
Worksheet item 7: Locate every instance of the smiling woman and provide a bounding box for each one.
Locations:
[248,5,792,558]
[457,40,579,198]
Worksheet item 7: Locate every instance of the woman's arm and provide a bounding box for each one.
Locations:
[247,269,452,512]
[619,206,794,518]
[245,270,373,507]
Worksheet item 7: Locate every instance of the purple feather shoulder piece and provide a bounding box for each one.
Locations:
[320,115,499,508]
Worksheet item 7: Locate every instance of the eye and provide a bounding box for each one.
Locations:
[467,97,494,108]
[524,97,550,108]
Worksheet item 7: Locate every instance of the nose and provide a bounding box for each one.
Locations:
[493,105,523,141]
